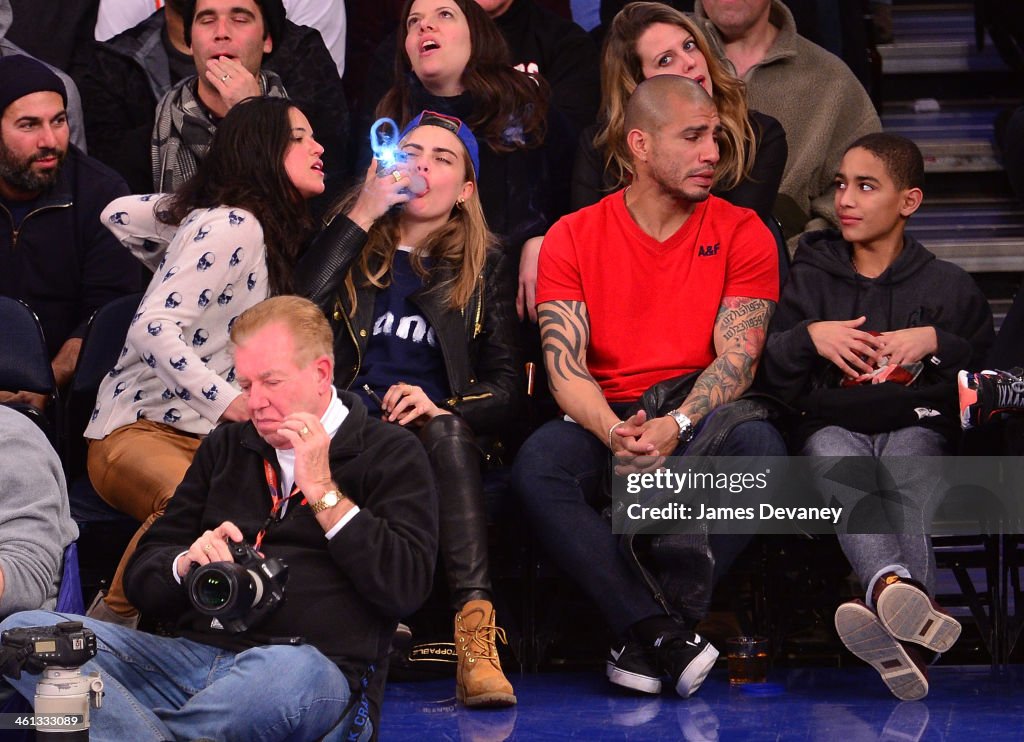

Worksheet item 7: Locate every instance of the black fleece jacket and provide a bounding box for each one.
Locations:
[0,146,140,357]
[760,229,994,443]
[124,392,438,699]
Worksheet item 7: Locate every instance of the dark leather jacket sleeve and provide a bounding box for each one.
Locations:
[293,214,369,312]
[445,248,524,437]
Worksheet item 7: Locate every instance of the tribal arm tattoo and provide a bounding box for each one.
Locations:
[538,300,601,394]
[538,300,618,439]
[679,296,776,425]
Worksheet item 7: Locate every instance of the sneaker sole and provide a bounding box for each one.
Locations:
[876,582,961,653]
[606,661,663,694]
[835,602,928,701]
[957,370,979,430]
[674,643,719,699]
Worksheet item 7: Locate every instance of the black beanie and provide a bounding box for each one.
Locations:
[0,55,68,117]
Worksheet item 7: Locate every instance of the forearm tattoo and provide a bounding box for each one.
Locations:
[684,297,775,420]
[538,301,602,394]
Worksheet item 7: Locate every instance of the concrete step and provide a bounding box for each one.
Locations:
[912,199,1024,273]
[878,3,1011,98]
[882,101,1015,174]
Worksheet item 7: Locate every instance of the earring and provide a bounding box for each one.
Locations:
[455,197,465,209]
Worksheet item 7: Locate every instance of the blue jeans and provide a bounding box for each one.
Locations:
[0,611,372,742]
[512,414,785,636]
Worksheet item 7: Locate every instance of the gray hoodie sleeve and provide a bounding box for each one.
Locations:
[0,408,79,617]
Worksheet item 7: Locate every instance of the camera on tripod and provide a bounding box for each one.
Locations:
[1,621,104,738]
[186,539,288,633]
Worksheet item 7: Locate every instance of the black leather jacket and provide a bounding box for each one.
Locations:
[294,215,523,437]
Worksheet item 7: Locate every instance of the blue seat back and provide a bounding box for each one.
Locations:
[0,296,54,395]
[55,542,85,615]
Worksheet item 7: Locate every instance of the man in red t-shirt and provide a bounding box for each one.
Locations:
[513,75,784,699]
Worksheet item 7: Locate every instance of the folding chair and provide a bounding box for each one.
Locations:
[57,293,143,604]
[63,292,143,481]
[0,296,58,447]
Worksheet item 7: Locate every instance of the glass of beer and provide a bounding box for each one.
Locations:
[726,636,768,684]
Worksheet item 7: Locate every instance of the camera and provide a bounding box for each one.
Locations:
[1,621,96,671]
[186,539,288,633]
[0,622,104,738]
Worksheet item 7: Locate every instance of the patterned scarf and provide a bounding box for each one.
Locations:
[151,70,288,192]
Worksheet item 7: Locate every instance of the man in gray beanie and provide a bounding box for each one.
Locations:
[0,55,141,409]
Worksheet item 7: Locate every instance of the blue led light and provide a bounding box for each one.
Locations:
[370,117,403,170]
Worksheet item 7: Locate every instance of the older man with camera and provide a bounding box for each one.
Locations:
[0,296,439,742]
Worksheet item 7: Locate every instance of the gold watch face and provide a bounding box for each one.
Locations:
[314,491,339,512]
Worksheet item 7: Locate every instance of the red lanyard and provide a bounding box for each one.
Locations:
[255,460,307,551]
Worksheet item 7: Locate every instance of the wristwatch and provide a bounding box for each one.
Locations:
[310,489,345,514]
[666,410,695,443]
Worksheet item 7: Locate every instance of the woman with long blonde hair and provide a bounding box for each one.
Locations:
[573,1,786,221]
[296,111,521,710]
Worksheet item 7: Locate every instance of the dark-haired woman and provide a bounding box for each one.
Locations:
[368,0,572,322]
[296,112,520,708]
[84,97,333,626]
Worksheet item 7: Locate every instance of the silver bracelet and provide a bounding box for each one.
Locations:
[607,420,627,449]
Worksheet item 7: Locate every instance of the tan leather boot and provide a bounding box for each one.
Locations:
[454,599,517,707]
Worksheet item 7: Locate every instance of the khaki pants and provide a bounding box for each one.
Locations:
[87,419,202,616]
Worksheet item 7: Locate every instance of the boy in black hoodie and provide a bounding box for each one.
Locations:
[760,133,994,700]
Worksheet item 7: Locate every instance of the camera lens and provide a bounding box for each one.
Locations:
[194,572,233,608]
[187,562,256,617]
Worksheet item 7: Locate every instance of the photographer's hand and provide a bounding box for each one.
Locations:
[278,412,354,529]
[179,521,244,579]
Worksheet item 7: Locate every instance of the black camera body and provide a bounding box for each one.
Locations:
[186,540,288,633]
[1,621,97,672]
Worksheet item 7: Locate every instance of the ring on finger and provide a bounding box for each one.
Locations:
[392,171,403,183]
[220,73,230,82]
[202,544,212,553]
[300,426,311,437]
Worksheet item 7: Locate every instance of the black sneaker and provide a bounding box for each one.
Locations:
[607,640,662,694]
[653,630,719,698]
[959,368,1024,429]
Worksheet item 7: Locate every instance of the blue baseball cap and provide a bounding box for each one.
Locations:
[400,110,480,179]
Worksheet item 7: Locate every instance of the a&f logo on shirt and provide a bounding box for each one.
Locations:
[698,243,720,257]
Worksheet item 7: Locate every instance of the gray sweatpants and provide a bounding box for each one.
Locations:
[802,425,948,604]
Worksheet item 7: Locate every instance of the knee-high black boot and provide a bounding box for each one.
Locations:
[419,415,515,707]
[419,414,492,609]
